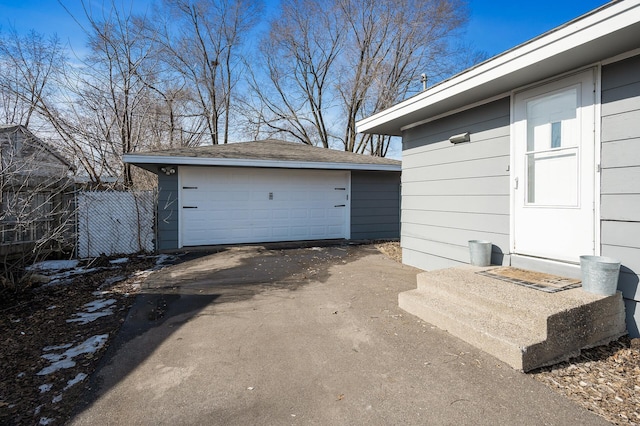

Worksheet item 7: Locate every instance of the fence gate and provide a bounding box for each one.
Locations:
[76,191,155,258]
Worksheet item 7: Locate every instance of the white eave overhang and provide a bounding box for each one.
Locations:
[357,0,640,136]
[123,154,401,172]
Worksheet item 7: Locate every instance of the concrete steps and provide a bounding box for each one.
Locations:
[399,266,627,372]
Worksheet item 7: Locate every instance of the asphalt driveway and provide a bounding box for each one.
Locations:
[70,244,608,425]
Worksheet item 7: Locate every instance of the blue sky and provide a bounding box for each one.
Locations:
[465,0,610,57]
[0,0,612,58]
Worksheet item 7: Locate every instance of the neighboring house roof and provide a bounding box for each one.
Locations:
[124,139,401,171]
[357,0,640,136]
[0,124,74,171]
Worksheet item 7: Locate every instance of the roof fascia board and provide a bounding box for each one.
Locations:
[356,0,640,134]
[123,154,401,172]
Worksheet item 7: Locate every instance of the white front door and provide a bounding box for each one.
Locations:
[513,69,596,263]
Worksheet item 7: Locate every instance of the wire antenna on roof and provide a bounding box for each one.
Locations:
[421,73,427,91]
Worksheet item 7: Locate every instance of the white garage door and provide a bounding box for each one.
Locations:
[180,167,350,246]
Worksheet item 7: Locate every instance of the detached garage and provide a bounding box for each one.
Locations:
[124,140,401,250]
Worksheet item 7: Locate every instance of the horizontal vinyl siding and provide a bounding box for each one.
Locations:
[350,171,400,240]
[401,97,511,271]
[601,54,640,337]
[157,170,179,250]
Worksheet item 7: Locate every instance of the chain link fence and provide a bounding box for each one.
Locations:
[76,190,155,258]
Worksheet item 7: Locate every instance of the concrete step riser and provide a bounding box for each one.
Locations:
[399,290,526,371]
[402,268,628,372]
[416,274,545,330]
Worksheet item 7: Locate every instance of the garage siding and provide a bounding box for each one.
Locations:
[400,97,511,271]
[157,170,179,250]
[350,171,400,240]
[155,167,401,250]
[600,54,640,337]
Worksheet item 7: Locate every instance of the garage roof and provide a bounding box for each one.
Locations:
[124,139,401,171]
[356,0,640,136]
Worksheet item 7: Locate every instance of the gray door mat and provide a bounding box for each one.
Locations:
[476,267,582,293]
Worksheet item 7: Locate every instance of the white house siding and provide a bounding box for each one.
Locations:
[600,54,640,337]
[401,98,511,271]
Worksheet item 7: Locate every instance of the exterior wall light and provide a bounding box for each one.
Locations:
[160,166,176,175]
[449,132,470,144]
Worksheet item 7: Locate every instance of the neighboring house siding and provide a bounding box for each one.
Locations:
[350,171,400,240]
[401,97,511,270]
[600,54,640,337]
[157,170,179,251]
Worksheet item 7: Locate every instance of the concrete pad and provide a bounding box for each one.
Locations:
[70,245,609,425]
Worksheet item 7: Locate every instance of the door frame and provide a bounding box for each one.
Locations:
[509,65,602,262]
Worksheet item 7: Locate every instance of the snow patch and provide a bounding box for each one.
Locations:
[27,260,79,272]
[84,299,116,313]
[109,257,129,264]
[66,299,116,324]
[52,394,62,403]
[39,416,53,425]
[43,343,73,352]
[155,254,175,265]
[39,384,52,394]
[37,335,109,375]
[64,373,87,390]
[104,275,126,286]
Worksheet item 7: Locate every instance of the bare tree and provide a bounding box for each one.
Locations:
[28,1,163,188]
[245,0,343,147]
[337,0,467,155]
[0,29,65,128]
[154,0,262,145]
[247,0,468,155]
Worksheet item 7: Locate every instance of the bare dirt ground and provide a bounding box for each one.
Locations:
[1,242,638,425]
[376,241,640,426]
[0,255,163,426]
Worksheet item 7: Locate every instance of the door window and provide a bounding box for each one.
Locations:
[525,86,580,206]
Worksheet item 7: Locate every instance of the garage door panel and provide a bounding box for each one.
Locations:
[180,167,349,246]
[290,226,310,238]
[310,209,326,218]
[272,209,289,219]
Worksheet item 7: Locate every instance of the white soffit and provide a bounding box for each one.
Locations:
[356,0,640,136]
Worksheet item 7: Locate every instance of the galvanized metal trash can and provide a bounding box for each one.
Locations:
[468,240,492,267]
[579,255,621,296]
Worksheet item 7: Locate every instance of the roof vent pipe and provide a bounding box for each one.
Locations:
[421,73,427,91]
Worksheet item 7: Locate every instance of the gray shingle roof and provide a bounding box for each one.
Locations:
[126,139,400,167]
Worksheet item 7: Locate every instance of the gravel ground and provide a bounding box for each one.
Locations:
[376,241,640,426]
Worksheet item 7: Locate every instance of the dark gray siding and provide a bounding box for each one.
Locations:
[350,171,400,240]
[401,97,511,270]
[600,54,640,337]
[157,169,179,250]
